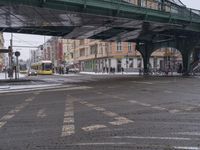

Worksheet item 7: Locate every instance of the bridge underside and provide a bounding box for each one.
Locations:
[0,1,199,75]
[0,4,199,43]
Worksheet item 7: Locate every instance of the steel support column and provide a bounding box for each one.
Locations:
[176,37,199,76]
[137,41,153,75]
[193,48,200,62]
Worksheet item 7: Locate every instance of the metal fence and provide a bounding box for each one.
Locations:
[119,0,200,21]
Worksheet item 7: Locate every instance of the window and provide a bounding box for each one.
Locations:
[129,58,134,68]
[141,0,146,7]
[117,42,122,51]
[80,40,84,45]
[80,48,85,57]
[90,44,97,55]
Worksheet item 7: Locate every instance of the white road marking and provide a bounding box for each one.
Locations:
[85,103,96,107]
[1,114,15,120]
[0,97,35,129]
[139,103,151,107]
[69,142,131,146]
[111,136,192,141]
[152,106,167,111]
[0,86,92,94]
[64,111,74,117]
[129,100,181,113]
[82,124,107,132]
[103,111,118,117]
[37,109,47,118]
[61,125,75,137]
[61,97,75,137]
[164,90,173,94]
[64,117,74,123]
[79,101,88,104]
[94,107,106,111]
[109,117,134,126]
[174,147,200,150]
[0,121,7,128]
[129,100,151,107]
[132,81,153,85]
[175,132,200,136]
[129,100,137,104]
[80,101,134,128]
[169,109,180,113]
[184,107,195,111]
[25,97,34,102]
[47,86,92,92]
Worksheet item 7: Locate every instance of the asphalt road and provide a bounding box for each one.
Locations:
[0,75,200,150]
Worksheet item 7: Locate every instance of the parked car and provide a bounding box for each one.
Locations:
[69,68,79,73]
[28,69,37,76]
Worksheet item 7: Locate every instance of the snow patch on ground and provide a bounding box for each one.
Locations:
[0,83,64,93]
[80,72,139,75]
[0,73,26,80]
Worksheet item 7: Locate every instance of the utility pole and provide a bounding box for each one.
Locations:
[8,33,13,79]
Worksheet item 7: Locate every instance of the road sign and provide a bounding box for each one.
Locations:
[0,49,9,53]
[15,51,20,57]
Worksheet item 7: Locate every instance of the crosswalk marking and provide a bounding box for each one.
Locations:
[129,100,184,114]
[94,107,106,111]
[61,125,75,136]
[37,109,47,118]
[64,117,74,123]
[0,121,6,128]
[61,96,75,137]
[102,111,118,117]
[79,101,134,131]
[109,117,133,126]
[174,147,200,150]
[82,124,106,132]
[0,96,35,129]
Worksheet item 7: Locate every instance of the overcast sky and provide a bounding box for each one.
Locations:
[3,0,200,60]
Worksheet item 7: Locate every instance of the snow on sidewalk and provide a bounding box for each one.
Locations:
[0,84,69,93]
[80,72,139,75]
[0,73,26,80]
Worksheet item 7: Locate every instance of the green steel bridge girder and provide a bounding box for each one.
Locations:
[0,0,200,32]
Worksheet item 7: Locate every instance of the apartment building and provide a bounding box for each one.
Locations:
[73,39,182,73]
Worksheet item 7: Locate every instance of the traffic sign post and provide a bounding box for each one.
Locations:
[8,46,13,79]
[15,51,21,79]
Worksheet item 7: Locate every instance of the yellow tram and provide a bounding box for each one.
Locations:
[31,60,53,75]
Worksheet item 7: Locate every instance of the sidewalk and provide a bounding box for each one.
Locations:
[0,73,26,80]
[79,72,139,75]
[54,73,80,77]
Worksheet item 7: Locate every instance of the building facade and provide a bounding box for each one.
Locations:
[30,36,182,74]
[73,39,182,73]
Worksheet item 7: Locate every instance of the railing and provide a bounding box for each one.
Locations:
[191,60,200,75]
[120,0,200,21]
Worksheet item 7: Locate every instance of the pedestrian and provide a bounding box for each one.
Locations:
[106,67,109,73]
[178,63,182,74]
[121,67,124,74]
[103,67,105,73]
[110,67,113,73]
[66,67,69,74]
[59,67,62,74]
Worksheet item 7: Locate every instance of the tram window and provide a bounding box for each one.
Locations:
[42,63,45,70]
[44,63,52,70]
